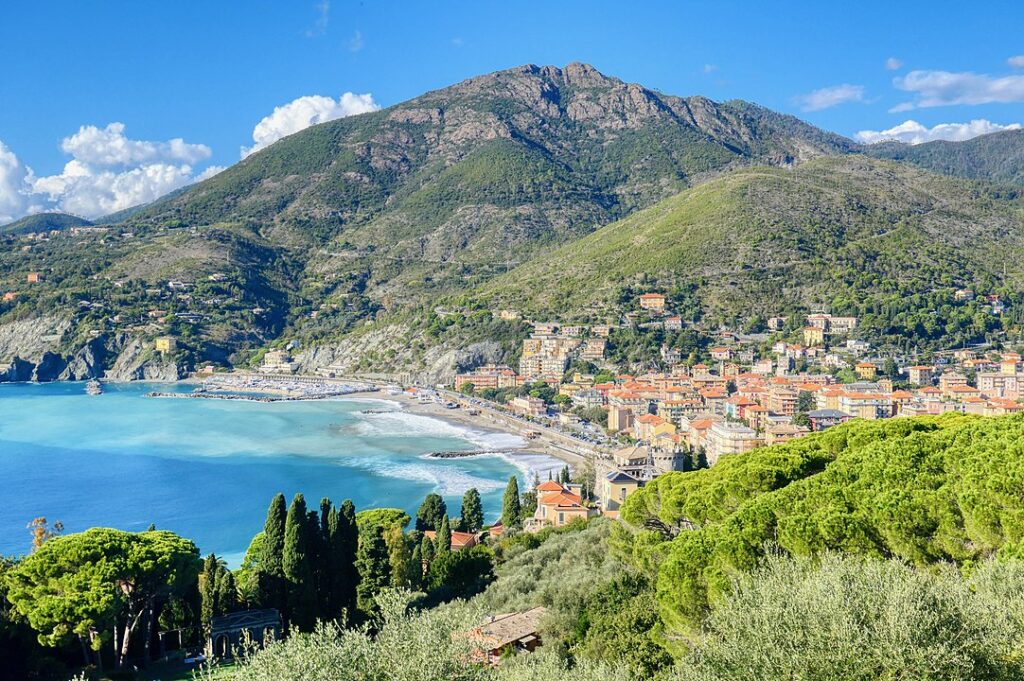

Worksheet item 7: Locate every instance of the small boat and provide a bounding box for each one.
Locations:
[86,379,103,396]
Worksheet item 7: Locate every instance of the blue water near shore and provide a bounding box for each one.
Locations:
[0,382,560,564]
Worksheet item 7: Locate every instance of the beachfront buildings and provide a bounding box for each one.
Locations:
[455,364,521,392]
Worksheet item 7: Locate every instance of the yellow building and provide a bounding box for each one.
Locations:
[598,469,642,515]
[155,336,177,354]
[803,326,825,347]
[855,362,877,380]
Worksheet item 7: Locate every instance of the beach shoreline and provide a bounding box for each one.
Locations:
[335,390,588,467]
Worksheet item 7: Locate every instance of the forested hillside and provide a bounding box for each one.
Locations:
[866,129,1024,186]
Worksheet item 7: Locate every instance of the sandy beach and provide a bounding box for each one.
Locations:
[343,390,595,467]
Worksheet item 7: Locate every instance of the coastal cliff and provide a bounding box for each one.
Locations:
[0,317,182,383]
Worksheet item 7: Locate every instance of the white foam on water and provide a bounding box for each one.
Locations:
[345,457,508,495]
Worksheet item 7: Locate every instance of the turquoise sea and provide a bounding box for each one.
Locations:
[0,382,559,564]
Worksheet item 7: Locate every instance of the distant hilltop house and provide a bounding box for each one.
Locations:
[26,271,42,283]
[2,292,18,302]
[638,292,666,312]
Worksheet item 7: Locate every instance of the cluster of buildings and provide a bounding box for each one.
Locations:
[455,302,1024,528]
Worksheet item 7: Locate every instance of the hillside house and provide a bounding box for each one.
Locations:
[598,469,642,515]
[469,607,548,666]
[526,481,595,531]
[638,293,666,311]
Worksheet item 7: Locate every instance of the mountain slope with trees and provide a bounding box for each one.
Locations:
[865,128,1024,186]
[473,154,1024,347]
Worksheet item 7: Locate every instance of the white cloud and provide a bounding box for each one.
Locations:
[856,118,1022,145]
[703,63,718,74]
[0,140,35,224]
[1009,55,1024,69]
[894,69,1024,108]
[885,57,903,71]
[60,123,211,167]
[348,30,364,52]
[0,123,217,223]
[305,0,329,37]
[242,92,380,158]
[794,84,866,111]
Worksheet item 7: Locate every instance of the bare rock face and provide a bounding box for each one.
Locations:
[106,337,182,382]
[295,325,505,385]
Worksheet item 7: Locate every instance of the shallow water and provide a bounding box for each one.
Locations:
[0,382,560,563]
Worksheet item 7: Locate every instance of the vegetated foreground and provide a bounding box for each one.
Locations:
[7,412,1024,679]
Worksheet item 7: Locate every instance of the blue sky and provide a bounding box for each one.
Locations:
[1,1,1023,221]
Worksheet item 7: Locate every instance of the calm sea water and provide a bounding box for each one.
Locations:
[0,382,559,564]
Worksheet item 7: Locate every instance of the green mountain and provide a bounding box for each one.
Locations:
[123,63,854,304]
[865,128,1024,186]
[1,63,1023,381]
[474,155,1024,344]
[0,212,93,236]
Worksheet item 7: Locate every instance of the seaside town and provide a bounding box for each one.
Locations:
[190,288,1019,534]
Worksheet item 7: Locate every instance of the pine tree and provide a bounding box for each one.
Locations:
[355,525,391,616]
[435,515,452,554]
[283,494,317,631]
[200,554,219,627]
[215,566,238,615]
[502,476,522,529]
[254,493,287,611]
[460,488,484,533]
[415,493,447,531]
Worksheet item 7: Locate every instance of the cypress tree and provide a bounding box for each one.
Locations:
[283,494,317,631]
[410,544,423,591]
[336,499,359,618]
[255,493,287,611]
[384,525,413,589]
[435,515,452,554]
[215,567,238,616]
[460,488,484,533]
[306,509,324,605]
[355,525,391,616]
[200,554,218,627]
[415,493,447,531]
[420,533,436,572]
[502,476,522,529]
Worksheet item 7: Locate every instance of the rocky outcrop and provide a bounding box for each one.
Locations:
[295,325,506,386]
[0,317,182,383]
[105,337,182,382]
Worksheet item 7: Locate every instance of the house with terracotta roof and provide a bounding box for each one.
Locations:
[526,481,595,531]
[422,530,479,551]
[907,365,934,386]
[638,293,666,311]
[633,413,677,441]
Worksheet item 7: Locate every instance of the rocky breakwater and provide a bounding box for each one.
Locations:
[0,316,182,383]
